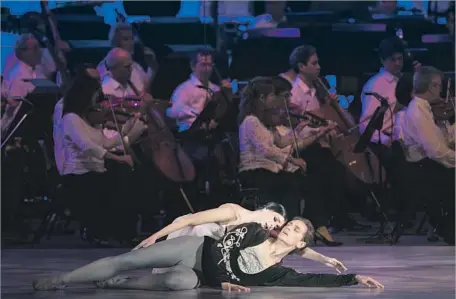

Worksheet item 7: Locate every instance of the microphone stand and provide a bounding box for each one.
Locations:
[353,94,394,244]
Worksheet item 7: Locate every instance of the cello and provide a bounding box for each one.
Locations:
[313,77,387,185]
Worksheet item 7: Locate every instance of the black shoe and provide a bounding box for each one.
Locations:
[315,231,343,247]
[427,234,439,242]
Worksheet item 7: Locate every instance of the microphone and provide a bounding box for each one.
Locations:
[364,92,389,107]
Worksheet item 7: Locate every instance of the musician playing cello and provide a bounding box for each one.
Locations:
[286,45,357,245]
[166,49,232,204]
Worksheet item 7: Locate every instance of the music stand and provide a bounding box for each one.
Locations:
[1,79,60,148]
[354,103,394,244]
[183,91,221,197]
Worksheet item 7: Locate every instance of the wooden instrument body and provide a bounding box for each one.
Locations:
[140,101,195,183]
[314,82,387,185]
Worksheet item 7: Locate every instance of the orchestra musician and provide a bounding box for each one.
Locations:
[279,52,297,85]
[2,11,64,78]
[399,66,455,245]
[1,34,50,234]
[287,45,348,244]
[269,76,345,245]
[101,47,153,243]
[167,49,220,133]
[237,76,306,220]
[166,49,231,200]
[360,37,421,151]
[1,33,49,136]
[56,65,146,246]
[97,23,157,94]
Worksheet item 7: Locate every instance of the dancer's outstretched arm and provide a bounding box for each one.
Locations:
[298,248,348,274]
[134,204,238,250]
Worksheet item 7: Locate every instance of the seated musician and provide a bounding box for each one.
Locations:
[57,65,146,246]
[248,1,287,29]
[101,47,152,242]
[238,76,306,221]
[1,33,49,136]
[392,73,414,144]
[166,50,232,185]
[167,49,220,133]
[360,37,406,149]
[287,45,347,245]
[3,12,59,77]
[400,66,455,245]
[97,23,157,93]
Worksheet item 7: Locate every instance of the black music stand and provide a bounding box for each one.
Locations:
[1,79,60,148]
[184,92,220,197]
[354,103,394,244]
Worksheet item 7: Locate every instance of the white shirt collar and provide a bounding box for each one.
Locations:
[103,75,128,91]
[189,73,218,91]
[17,60,36,74]
[294,76,315,94]
[413,96,432,111]
[379,67,399,83]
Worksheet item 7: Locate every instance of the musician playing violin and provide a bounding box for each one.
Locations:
[238,76,306,221]
[55,65,146,246]
[399,66,455,244]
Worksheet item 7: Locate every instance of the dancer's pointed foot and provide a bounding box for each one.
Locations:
[33,276,66,291]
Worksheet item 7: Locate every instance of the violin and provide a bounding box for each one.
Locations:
[287,110,329,129]
[86,106,146,128]
[432,78,455,123]
[431,98,455,122]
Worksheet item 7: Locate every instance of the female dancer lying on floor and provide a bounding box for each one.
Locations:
[135,202,347,273]
[33,217,383,291]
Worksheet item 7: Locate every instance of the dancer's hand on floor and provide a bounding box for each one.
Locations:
[324,257,348,273]
[355,275,384,289]
[132,234,158,251]
[221,282,250,292]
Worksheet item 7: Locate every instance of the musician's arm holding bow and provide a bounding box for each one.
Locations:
[166,86,198,121]
[274,122,337,149]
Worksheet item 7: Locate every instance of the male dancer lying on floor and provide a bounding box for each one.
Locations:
[136,202,347,274]
[33,217,383,291]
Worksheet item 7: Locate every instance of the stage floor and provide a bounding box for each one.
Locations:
[2,246,454,299]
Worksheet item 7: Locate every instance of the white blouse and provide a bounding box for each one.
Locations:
[238,115,290,173]
[61,113,123,175]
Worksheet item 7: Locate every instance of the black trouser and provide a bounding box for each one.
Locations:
[105,160,141,241]
[1,147,27,231]
[62,172,111,240]
[406,159,455,235]
[299,145,349,228]
[239,169,302,219]
[182,136,232,211]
